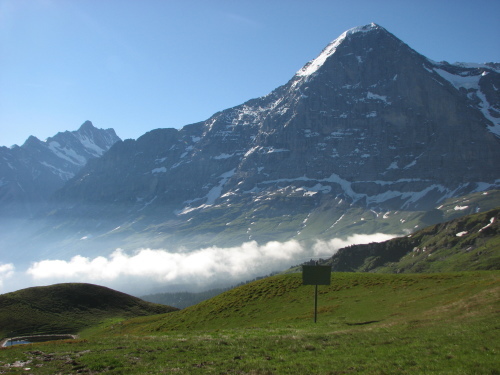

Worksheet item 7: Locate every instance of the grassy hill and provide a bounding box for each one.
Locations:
[0,283,177,338]
[0,271,496,373]
[324,207,500,273]
[103,271,499,334]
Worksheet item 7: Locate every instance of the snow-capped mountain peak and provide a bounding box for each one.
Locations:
[46,120,120,162]
[0,121,121,216]
[295,23,383,77]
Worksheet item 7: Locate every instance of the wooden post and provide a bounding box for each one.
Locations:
[314,284,318,323]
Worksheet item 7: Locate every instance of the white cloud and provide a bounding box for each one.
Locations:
[26,240,305,286]
[23,234,396,295]
[312,233,396,257]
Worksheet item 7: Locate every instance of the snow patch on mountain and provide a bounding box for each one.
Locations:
[434,68,481,90]
[366,91,391,104]
[242,174,492,211]
[206,169,235,205]
[387,161,399,170]
[152,167,167,174]
[76,134,107,157]
[48,141,87,166]
[214,153,234,160]
[475,89,500,136]
[479,217,495,232]
[177,169,236,215]
[433,66,500,136]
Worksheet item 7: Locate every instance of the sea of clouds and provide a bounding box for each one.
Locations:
[0,233,395,296]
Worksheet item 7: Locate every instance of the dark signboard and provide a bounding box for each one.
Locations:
[302,265,331,285]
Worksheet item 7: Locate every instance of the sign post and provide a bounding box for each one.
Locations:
[302,265,331,323]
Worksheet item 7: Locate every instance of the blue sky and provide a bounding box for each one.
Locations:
[1,0,499,147]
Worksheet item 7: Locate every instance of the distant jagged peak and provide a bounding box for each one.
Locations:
[15,120,121,163]
[75,120,120,141]
[21,134,43,148]
[295,23,388,77]
[78,120,96,132]
[75,120,99,141]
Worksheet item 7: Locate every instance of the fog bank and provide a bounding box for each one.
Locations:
[1,233,395,295]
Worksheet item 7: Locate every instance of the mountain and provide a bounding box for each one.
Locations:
[0,283,177,337]
[7,24,500,264]
[320,207,500,273]
[0,121,120,217]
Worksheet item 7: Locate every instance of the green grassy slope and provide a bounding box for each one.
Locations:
[0,272,498,374]
[104,271,499,335]
[0,283,178,338]
[326,207,500,273]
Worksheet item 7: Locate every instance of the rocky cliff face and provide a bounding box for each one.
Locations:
[0,121,120,217]
[15,24,500,258]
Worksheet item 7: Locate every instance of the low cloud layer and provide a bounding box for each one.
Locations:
[2,233,395,295]
[27,240,304,285]
[312,233,396,256]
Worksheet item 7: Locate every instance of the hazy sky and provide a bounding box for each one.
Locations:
[1,0,499,147]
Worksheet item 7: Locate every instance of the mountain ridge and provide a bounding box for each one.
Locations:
[3,24,499,273]
[0,120,120,217]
